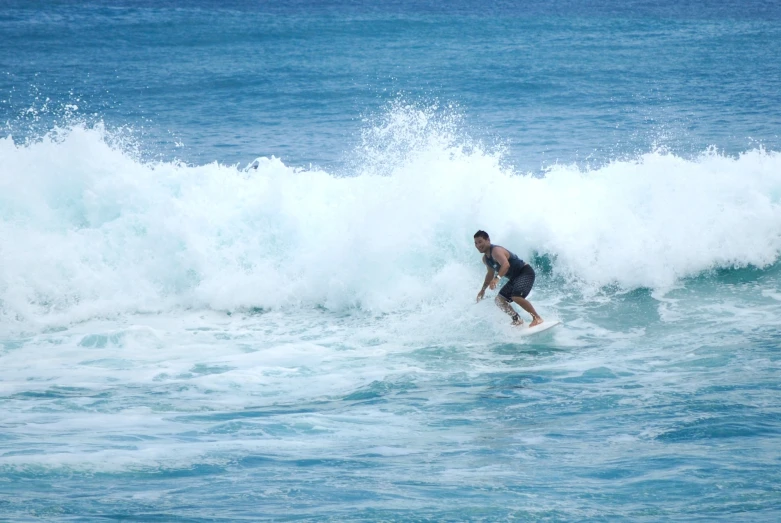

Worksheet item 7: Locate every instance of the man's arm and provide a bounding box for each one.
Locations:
[490,248,511,278]
[481,267,496,291]
[477,256,496,301]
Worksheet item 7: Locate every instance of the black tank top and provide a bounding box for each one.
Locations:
[485,245,525,278]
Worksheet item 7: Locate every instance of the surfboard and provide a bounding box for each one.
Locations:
[517,320,562,337]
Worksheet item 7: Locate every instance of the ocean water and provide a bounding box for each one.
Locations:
[2,0,781,520]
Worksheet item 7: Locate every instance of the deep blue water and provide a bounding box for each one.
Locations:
[2,1,781,521]
[3,0,781,168]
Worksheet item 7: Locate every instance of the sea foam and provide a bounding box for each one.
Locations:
[2,111,780,328]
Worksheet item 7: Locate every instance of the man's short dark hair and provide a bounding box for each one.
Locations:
[474,230,490,240]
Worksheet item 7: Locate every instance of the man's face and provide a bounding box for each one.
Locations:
[474,236,490,254]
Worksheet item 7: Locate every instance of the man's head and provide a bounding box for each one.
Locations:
[473,230,491,253]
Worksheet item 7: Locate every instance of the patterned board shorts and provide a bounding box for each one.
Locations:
[498,264,536,301]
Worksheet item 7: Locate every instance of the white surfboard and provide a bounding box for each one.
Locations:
[517,320,562,337]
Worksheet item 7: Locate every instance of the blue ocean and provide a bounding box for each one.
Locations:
[2,1,781,520]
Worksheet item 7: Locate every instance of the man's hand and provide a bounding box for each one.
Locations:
[476,289,485,302]
[488,276,499,290]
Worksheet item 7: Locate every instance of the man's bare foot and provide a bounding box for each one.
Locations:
[512,314,524,326]
[529,316,543,328]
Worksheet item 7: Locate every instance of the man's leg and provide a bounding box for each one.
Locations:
[495,296,524,325]
[509,266,543,327]
[512,296,543,327]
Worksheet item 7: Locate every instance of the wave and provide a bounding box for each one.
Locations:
[2,107,781,327]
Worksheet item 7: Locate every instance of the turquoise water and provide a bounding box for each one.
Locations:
[2,1,781,520]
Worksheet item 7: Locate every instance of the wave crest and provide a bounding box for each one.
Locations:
[2,110,781,327]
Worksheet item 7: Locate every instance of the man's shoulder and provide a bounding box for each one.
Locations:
[493,245,510,256]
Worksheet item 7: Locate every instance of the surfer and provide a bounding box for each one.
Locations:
[474,230,543,327]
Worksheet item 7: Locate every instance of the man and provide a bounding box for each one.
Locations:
[474,230,543,327]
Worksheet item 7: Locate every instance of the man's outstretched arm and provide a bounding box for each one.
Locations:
[477,257,495,301]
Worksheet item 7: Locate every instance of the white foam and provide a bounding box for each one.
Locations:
[2,112,781,330]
